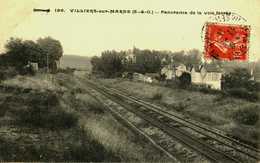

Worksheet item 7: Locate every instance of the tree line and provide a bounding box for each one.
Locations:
[0,37,63,72]
[90,48,202,77]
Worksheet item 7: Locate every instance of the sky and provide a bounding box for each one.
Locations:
[0,0,260,61]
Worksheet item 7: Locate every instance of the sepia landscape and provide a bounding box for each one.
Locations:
[1,0,260,162]
[0,36,259,162]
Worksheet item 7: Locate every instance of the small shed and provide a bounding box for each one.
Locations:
[30,62,39,71]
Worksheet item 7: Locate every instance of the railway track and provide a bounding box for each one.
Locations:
[83,79,256,163]
[104,85,260,161]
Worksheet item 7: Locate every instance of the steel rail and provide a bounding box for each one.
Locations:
[85,80,242,163]
[99,83,260,161]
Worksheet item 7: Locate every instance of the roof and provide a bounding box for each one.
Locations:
[192,64,222,73]
[174,63,185,67]
[162,64,174,70]
[203,64,222,72]
[192,65,203,72]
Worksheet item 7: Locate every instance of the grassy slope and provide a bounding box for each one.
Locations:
[55,73,171,161]
[0,73,171,162]
[0,76,116,161]
[72,93,171,162]
[99,78,260,147]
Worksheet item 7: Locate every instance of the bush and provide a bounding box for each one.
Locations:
[71,88,85,94]
[64,127,120,162]
[199,87,219,94]
[0,66,18,81]
[222,68,259,92]
[233,105,259,125]
[187,84,220,94]
[86,99,105,114]
[151,92,162,100]
[57,67,76,74]
[214,94,225,102]
[178,72,191,88]
[0,72,4,81]
[0,127,119,162]
[19,105,78,129]
[88,105,105,114]
[18,65,36,76]
[18,92,78,129]
[48,111,79,129]
[173,102,187,112]
[0,137,58,161]
[29,92,59,106]
[227,88,258,102]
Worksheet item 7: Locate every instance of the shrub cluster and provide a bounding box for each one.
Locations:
[57,67,76,74]
[18,92,78,129]
[87,102,105,114]
[0,127,120,162]
[233,105,259,125]
[188,84,220,94]
[151,92,163,100]
[64,128,120,162]
[2,37,63,72]
[0,67,18,81]
[222,68,259,101]
[171,102,187,112]
[226,88,258,102]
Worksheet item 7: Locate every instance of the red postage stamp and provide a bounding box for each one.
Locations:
[204,23,250,61]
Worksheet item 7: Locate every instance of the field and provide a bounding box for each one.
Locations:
[98,78,260,147]
[0,73,171,162]
[0,69,259,161]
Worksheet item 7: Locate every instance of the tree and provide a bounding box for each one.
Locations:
[4,38,46,69]
[23,40,46,67]
[3,37,63,73]
[90,48,203,77]
[100,51,123,77]
[133,49,161,73]
[37,37,63,71]
[4,38,28,68]
[178,72,191,88]
[222,68,257,91]
[90,56,102,72]
[90,51,124,77]
[185,49,202,67]
[170,51,185,64]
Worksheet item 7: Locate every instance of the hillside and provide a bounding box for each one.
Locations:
[60,55,92,71]
[0,73,169,162]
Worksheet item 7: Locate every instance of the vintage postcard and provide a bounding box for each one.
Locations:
[0,0,259,162]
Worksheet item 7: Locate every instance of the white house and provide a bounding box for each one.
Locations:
[161,65,175,80]
[190,65,222,90]
[175,63,188,77]
[161,63,189,80]
[161,63,223,90]
[122,49,136,64]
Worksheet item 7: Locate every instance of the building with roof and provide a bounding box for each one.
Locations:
[121,48,137,65]
[190,64,222,90]
[161,64,175,80]
[161,63,223,89]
